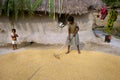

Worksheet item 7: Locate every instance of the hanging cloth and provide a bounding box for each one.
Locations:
[100,7,108,20]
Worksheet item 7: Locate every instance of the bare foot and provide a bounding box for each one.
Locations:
[78,51,81,54]
[66,51,70,54]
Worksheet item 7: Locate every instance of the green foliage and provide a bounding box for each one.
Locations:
[102,0,120,7]
[0,0,56,21]
[0,0,2,15]
[102,0,119,33]
[27,0,43,16]
[19,0,26,19]
[106,9,118,33]
[27,0,34,16]
[33,0,43,11]
[2,0,43,21]
[49,0,55,18]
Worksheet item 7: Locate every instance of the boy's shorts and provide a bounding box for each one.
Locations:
[12,41,17,44]
[67,33,79,46]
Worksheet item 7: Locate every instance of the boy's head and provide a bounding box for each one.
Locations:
[12,29,16,33]
[67,16,74,24]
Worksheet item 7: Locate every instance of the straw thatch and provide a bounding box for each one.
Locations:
[37,0,104,15]
[0,0,104,15]
[83,0,104,10]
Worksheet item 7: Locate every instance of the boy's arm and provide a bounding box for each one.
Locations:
[16,34,19,37]
[68,27,70,40]
[15,34,19,37]
[73,26,79,37]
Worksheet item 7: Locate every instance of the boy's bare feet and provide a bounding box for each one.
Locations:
[78,51,81,54]
[66,51,70,54]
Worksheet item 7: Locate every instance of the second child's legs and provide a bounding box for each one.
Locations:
[12,44,17,50]
[15,44,17,49]
[12,44,15,50]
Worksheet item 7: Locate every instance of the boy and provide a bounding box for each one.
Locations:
[66,16,81,54]
[11,29,19,50]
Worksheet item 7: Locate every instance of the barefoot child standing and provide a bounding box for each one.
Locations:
[66,16,81,54]
[11,29,19,50]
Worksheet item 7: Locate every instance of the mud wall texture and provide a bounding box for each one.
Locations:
[0,13,100,45]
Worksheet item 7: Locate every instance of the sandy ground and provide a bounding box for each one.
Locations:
[0,44,120,80]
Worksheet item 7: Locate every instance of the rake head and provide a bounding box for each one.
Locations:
[54,53,60,59]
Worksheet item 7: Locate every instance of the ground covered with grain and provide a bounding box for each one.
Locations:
[0,48,120,80]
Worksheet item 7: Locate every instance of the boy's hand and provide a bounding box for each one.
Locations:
[73,34,76,37]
